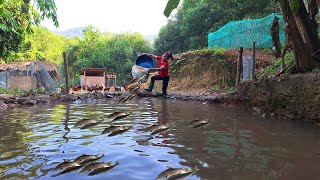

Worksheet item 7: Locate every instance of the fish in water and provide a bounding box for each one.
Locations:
[101,125,124,134]
[80,162,112,173]
[108,111,124,119]
[54,159,74,171]
[108,126,132,136]
[52,162,84,177]
[187,118,201,127]
[156,166,193,180]
[74,154,103,164]
[74,119,97,128]
[88,161,120,176]
[144,124,170,133]
[167,166,199,180]
[192,120,210,128]
[54,160,83,172]
[151,124,171,135]
[112,112,131,121]
[79,120,99,129]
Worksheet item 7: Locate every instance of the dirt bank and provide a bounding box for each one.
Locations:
[237,72,320,123]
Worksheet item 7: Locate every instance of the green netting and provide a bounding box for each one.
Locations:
[208,13,286,49]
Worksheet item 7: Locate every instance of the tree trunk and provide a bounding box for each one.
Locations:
[292,0,320,56]
[278,0,314,72]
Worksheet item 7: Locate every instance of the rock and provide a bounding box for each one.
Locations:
[26,100,37,105]
[0,100,7,111]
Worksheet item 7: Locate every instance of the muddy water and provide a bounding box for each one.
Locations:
[0,98,319,180]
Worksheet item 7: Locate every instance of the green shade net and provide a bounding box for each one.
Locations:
[208,13,286,48]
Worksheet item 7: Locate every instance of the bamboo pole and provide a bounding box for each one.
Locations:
[63,52,69,94]
[236,47,243,87]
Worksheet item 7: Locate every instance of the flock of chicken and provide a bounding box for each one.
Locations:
[70,84,122,93]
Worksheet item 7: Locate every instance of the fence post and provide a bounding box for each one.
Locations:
[236,47,243,87]
[63,52,69,94]
[252,42,256,80]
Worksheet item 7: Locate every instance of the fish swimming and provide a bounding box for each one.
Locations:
[144,124,170,133]
[88,161,120,176]
[187,118,201,127]
[108,111,124,119]
[108,126,132,136]
[112,112,131,121]
[74,154,103,164]
[54,159,74,171]
[54,160,83,173]
[101,125,124,134]
[156,167,192,180]
[80,162,112,173]
[79,120,99,129]
[151,125,171,135]
[192,120,210,128]
[167,166,199,180]
[143,124,160,132]
[52,162,84,177]
[74,119,96,127]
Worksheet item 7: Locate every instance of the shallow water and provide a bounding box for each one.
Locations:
[0,98,319,180]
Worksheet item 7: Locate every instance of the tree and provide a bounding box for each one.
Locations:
[164,0,320,72]
[66,26,152,84]
[157,0,273,54]
[0,0,58,61]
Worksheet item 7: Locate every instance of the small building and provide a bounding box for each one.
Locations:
[80,68,107,87]
[106,72,117,87]
[0,61,59,91]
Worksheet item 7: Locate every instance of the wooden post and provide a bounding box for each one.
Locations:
[63,52,69,94]
[236,47,243,87]
[252,42,256,80]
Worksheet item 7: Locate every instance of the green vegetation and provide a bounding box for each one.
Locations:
[65,26,152,84]
[155,0,273,54]
[257,52,295,79]
[0,0,58,60]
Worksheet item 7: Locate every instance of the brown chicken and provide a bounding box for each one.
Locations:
[71,85,81,91]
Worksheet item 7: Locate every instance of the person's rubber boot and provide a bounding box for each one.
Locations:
[144,81,154,92]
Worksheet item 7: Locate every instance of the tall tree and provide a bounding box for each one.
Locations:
[0,0,58,61]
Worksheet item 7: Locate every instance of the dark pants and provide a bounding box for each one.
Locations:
[151,75,170,95]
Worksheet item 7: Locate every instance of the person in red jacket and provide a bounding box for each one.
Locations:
[141,51,173,96]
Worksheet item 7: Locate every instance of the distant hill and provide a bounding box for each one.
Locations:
[144,35,157,42]
[54,27,158,42]
[54,27,85,38]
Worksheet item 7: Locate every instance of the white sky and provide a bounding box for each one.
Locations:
[42,0,178,36]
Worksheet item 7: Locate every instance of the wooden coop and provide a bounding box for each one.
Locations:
[80,68,106,87]
[106,72,117,87]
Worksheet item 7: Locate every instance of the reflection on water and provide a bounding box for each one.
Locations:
[0,98,319,179]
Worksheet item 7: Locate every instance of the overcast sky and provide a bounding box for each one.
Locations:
[42,0,179,36]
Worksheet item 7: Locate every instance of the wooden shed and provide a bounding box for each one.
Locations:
[80,68,107,87]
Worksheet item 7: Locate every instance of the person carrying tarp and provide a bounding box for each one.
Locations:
[141,51,174,97]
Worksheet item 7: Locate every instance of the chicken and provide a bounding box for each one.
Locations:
[124,83,140,91]
[71,85,81,91]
